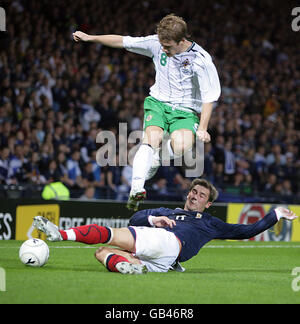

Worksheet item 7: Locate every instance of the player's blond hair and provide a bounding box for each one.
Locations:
[189,179,219,203]
[156,14,191,43]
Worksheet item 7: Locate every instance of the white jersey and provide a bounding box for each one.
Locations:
[123,35,221,113]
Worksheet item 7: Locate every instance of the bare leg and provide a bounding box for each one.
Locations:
[170,129,195,157]
[110,228,136,252]
[94,229,147,274]
[94,246,141,265]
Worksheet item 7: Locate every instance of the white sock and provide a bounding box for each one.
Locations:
[131,144,154,191]
[65,229,76,241]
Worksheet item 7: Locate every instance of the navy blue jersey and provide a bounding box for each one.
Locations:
[129,207,278,262]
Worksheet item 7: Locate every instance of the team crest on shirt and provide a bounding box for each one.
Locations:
[146,114,153,122]
[181,58,193,75]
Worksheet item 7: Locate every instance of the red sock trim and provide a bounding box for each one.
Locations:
[106,254,130,272]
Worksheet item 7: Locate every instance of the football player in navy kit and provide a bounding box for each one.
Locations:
[34,178,297,274]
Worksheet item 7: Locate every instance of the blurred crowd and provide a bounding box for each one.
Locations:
[0,0,299,202]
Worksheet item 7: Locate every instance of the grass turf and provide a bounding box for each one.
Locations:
[0,240,299,304]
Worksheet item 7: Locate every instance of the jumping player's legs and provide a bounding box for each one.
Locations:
[130,125,164,193]
[127,96,166,211]
[168,108,198,157]
[143,96,199,167]
[127,96,199,211]
[170,129,195,158]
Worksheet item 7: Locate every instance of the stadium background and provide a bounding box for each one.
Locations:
[0,0,299,242]
[0,0,300,306]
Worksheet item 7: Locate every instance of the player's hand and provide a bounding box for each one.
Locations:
[196,129,211,143]
[152,216,176,228]
[73,31,90,42]
[275,207,298,221]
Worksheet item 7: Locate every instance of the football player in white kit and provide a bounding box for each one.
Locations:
[73,14,221,211]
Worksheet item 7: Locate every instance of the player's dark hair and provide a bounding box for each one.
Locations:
[189,179,219,203]
[156,14,191,43]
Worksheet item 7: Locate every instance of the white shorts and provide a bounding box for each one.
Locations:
[129,226,180,272]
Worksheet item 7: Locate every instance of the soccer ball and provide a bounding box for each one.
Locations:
[19,239,49,267]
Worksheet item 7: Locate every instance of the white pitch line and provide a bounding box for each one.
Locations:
[1,244,300,249]
[50,244,300,249]
[205,245,300,248]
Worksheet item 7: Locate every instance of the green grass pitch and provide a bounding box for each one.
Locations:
[0,240,299,304]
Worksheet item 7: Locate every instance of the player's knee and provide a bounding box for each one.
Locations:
[143,126,164,149]
[172,139,193,156]
[171,131,194,156]
[94,246,109,262]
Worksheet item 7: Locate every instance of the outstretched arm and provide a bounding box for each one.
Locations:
[73,31,124,48]
[214,207,297,240]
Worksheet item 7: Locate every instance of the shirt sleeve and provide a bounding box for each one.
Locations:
[212,210,278,240]
[123,35,159,58]
[128,208,170,227]
[194,55,221,103]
